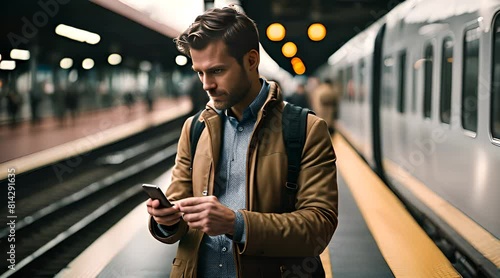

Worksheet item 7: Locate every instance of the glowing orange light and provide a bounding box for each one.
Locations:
[308,23,326,41]
[266,23,286,41]
[291,57,302,66]
[282,42,297,58]
[294,64,306,75]
[292,58,306,75]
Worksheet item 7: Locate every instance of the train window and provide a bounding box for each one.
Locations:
[346,66,355,102]
[398,50,407,113]
[338,69,345,100]
[359,59,365,103]
[423,44,433,119]
[382,56,394,107]
[492,18,500,139]
[462,27,480,133]
[440,37,454,124]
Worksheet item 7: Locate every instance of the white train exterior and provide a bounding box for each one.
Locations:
[318,0,500,276]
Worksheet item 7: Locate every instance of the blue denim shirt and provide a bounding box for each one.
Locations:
[158,79,270,277]
[196,79,269,277]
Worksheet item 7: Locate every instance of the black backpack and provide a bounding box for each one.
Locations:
[189,103,312,210]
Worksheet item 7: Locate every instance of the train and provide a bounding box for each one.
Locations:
[316,0,500,276]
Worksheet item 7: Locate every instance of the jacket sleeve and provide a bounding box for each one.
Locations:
[238,117,338,257]
[148,116,195,244]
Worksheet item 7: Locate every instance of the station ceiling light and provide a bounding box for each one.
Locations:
[69,69,78,82]
[10,49,30,60]
[175,55,188,66]
[282,42,297,58]
[266,23,286,42]
[60,58,73,69]
[291,57,302,66]
[0,60,16,71]
[291,57,306,75]
[108,53,122,65]
[308,23,326,41]
[55,24,101,45]
[293,63,306,75]
[140,61,152,72]
[82,58,94,70]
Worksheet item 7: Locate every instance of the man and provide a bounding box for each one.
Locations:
[146,7,338,277]
[285,83,311,109]
[312,78,340,134]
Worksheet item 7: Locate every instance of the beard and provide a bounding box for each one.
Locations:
[209,69,252,111]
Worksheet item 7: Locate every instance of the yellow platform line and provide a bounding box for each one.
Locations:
[0,100,191,180]
[333,134,460,277]
[320,246,333,278]
[335,122,366,155]
[384,159,500,268]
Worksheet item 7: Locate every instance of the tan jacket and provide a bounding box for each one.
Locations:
[149,81,338,277]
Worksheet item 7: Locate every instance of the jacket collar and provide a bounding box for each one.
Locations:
[202,78,283,120]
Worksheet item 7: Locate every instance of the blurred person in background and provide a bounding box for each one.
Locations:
[312,79,339,134]
[186,74,210,114]
[285,82,311,109]
[6,86,22,127]
[145,88,155,112]
[123,91,136,112]
[64,83,80,123]
[30,83,42,124]
[53,84,66,126]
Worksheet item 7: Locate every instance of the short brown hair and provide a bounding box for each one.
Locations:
[174,7,259,65]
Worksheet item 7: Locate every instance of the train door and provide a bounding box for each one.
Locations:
[372,24,386,178]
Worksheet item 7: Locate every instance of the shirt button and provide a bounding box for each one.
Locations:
[219,264,223,268]
[237,126,243,132]
[222,247,227,252]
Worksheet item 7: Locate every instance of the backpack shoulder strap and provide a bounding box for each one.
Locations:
[189,109,205,172]
[282,103,313,192]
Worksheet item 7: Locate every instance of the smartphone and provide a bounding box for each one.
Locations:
[142,184,173,208]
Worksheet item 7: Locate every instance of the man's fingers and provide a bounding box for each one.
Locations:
[181,210,208,223]
[153,207,180,217]
[148,203,180,217]
[185,219,203,230]
[178,203,208,214]
[177,196,217,206]
[177,196,217,211]
[153,213,182,225]
[147,198,162,208]
[176,197,204,208]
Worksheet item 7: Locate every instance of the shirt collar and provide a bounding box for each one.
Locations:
[217,78,269,122]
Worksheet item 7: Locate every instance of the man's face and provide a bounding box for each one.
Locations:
[190,40,252,111]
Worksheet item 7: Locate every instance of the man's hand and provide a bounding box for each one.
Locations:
[176,196,236,236]
[146,198,182,226]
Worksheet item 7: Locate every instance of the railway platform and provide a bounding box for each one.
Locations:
[55,134,460,278]
[0,97,192,178]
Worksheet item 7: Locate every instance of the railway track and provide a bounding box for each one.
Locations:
[0,116,185,277]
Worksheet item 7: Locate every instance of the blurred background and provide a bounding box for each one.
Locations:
[0,0,401,125]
